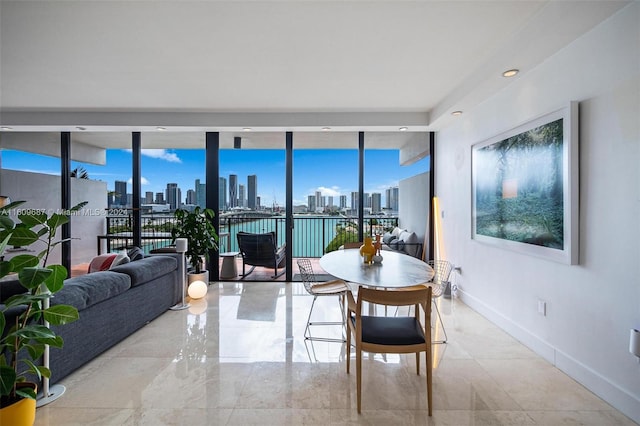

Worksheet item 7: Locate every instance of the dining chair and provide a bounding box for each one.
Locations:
[297,258,350,343]
[346,285,433,415]
[428,259,453,343]
[394,259,452,344]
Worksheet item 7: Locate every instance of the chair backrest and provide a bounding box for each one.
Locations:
[356,285,432,313]
[296,258,316,294]
[237,231,278,261]
[427,260,453,298]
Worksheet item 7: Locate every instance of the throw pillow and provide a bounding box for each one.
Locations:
[382,232,395,245]
[127,246,144,261]
[110,250,130,269]
[400,231,420,256]
[389,238,405,252]
[391,227,405,238]
[88,254,117,273]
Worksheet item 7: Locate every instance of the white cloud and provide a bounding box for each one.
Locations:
[127,177,150,185]
[142,149,181,163]
[123,149,182,163]
[316,186,342,197]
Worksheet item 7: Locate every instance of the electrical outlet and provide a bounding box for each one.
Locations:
[537,300,546,316]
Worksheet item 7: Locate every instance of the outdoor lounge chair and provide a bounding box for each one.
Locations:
[236,231,286,278]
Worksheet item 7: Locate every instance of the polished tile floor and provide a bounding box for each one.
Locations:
[34,282,635,425]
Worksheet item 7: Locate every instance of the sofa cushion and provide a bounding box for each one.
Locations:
[0,276,25,303]
[88,254,117,273]
[110,255,177,287]
[53,271,131,311]
[400,231,420,257]
[127,246,145,261]
[110,250,130,268]
[382,232,396,245]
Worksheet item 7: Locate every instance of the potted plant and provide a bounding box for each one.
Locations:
[171,206,218,285]
[0,201,83,425]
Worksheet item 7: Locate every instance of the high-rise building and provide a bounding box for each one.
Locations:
[339,195,347,209]
[307,195,316,212]
[155,192,165,204]
[364,192,371,208]
[186,189,196,205]
[218,177,227,211]
[115,180,127,206]
[166,183,181,210]
[386,186,399,212]
[195,179,206,208]
[247,174,257,210]
[315,191,322,209]
[145,191,154,204]
[371,192,382,213]
[229,174,238,208]
[238,184,245,208]
[351,191,359,210]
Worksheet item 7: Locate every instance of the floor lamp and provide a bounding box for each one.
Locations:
[171,238,190,310]
[36,290,64,407]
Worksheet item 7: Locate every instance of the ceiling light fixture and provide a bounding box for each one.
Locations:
[321,127,331,131]
[399,127,408,131]
[451,111,463,116]
[76,126,86,131]
[243,127,252,131]
[502,69,519,78]
[156,126,167,131]
[1,126,13,130]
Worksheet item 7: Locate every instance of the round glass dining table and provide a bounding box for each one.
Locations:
[319,248,434,288]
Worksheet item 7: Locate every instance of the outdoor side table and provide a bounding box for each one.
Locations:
[220,251,240,279]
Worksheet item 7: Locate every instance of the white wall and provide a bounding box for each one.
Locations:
[1,169,107,266]
[436,4,640,422]
[398,171,430,257]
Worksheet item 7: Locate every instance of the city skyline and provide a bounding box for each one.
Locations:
[1,147,429,207]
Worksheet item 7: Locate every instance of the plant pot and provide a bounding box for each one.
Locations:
[188,270,209,285]
[0,383,37,426]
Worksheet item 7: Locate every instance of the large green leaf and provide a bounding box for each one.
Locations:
[8,226,39,247]
[4,292,48,308]
[11,324,56,341]
[46,213,68,231]
[15,385,37,400]
[44,305,78,326]
[0,260,13,279]
[0,364,16,396]
[17,267,52,290]
[44,264,67,293]
[9,254,40,273]
[0,216,14,231]
[18,212,48,228]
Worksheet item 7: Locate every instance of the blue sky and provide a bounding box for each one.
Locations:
[2,148,429,207]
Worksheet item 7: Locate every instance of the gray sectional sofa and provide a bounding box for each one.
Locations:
[0,254,184,384]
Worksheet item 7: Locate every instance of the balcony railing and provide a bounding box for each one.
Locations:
[100,213,399,258]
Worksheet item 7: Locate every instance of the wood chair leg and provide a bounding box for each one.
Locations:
[356,347,362,413]
[426,346,433,416]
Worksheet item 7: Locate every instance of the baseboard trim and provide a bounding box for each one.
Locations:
[458,289,640,424]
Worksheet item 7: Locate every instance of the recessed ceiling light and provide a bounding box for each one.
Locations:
[156,126,166,131]
[451,111,463,116]
[76,126,86,131]
[321,127,331,131]
[502,69,519,78]
[0,126,13,130]
[243,127,252,131]
[399,127,408,131]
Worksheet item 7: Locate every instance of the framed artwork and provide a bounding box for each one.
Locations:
[471,102,579,264]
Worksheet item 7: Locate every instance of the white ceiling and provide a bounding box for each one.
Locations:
[0,0,629,148]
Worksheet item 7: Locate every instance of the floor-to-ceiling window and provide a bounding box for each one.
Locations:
[219,132,286,281]
[292,132,359,263]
